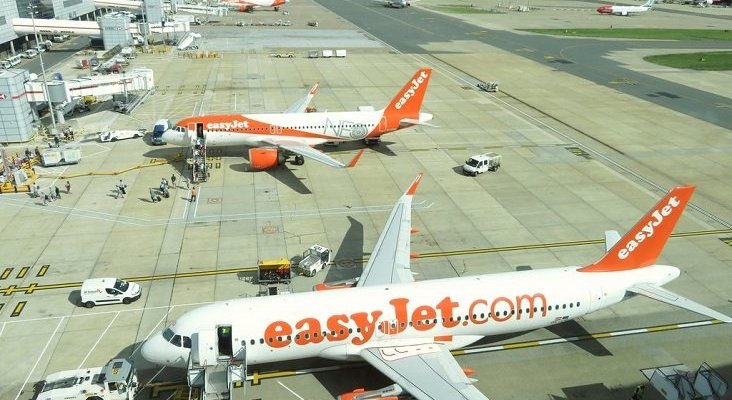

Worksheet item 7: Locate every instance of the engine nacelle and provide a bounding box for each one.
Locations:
[249,148,284,170]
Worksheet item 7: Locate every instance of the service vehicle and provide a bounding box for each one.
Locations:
[80,278,142,308]
[297,244,332,276]
[462,152,501,176]
[22,48,39,58]
[477,81,499,92]
[151,119,171,145]
[3,54,22,68]
[41,144,81,167]
[38,358,138,400]
[270,52,294,58]
[99,129,145,142]
[257,258,291,284]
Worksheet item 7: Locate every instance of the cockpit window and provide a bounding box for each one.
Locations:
[171,335,182,347]
[183,336,191,348]
[162,328,175,342]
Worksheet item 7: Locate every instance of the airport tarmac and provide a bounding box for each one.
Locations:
[1,0,731,400]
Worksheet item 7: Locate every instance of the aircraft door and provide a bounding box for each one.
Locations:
[196,122,205,139]
[589,286,604,311]
[217,325,233,357]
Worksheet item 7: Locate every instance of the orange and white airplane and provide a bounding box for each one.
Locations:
[219,0,288,12]
[142,175,730,399]
[161,68,433,170]
[597,0,655,15]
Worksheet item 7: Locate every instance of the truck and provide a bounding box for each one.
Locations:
[38,358,138,400]
[151,118,171,145]
[41,144,81,167]
[462,152,501,176]
[297,244,332,277]
[99,129,145,142]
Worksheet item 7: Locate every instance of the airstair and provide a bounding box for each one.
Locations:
[191,125,208,183]
[641,362,728,400]
[187,327,246,400]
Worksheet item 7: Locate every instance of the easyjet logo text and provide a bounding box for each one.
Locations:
[206,120,249,131]
[617,195,681,260]
[394,70,429,110]
[262,293,547,349]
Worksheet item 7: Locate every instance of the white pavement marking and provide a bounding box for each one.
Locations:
[140,366,167,394]
[193,187,200,217]
[14,317,65,400]
[277,380,306,400]
[0,322,6,338]
[78,311,120,369]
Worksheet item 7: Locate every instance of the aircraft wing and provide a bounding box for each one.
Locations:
[261,138,362,169]
[360,343,490,400]
[356,174,422,287]
[628,282,732,323]
[283,83,319,114]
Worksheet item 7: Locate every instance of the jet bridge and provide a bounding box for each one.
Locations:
[188,327,246,400]
[24,68,154,104]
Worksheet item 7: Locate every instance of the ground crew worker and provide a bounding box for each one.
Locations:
[191,186,197,202]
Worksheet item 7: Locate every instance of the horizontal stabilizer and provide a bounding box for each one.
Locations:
[604,230,621,252]
[399,118,437,128]
[628,282,732,323]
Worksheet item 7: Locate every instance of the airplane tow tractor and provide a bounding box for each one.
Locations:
[38,358,139,400]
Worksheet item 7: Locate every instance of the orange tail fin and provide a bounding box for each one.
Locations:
[383,68,432,120]
[579,186,696,272]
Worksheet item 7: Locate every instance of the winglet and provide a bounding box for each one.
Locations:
[405,173,423,196]
[580,186,696,272]
[346,149,365,168]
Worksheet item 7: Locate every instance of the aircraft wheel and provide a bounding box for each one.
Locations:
[84,301,95,308]
[111,137,118,142]
[294,155,305,165]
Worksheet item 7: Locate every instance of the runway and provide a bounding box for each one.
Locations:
[313,0,732,130]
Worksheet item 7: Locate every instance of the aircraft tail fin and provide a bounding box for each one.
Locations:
[579,186,695,272]
[383,68,433,121]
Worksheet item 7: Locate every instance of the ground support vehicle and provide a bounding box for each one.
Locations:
[257,258,291,284]
[38,358,138,400]
[41,144,81,167]
[463,152,501,176]
[297,244,332,276]
[99,129,145,142]
[80,278,142,308]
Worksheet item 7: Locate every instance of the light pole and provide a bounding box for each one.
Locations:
[28,2,57,130]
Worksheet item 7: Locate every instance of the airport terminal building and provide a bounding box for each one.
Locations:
[0,0,97,57]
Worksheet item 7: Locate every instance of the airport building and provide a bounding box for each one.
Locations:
[0,0,97,57]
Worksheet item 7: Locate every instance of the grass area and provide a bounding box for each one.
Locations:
[522,28,732,41]
[424,4,493,13]
[644,51,732,71]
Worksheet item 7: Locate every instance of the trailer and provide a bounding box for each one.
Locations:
[257,258,291,284]
[38,358,138,400]
[41,144,81,167]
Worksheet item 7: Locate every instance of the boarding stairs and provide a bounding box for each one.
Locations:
[191,133,208,183]
[641,362,728,400]
[187,328,246,400]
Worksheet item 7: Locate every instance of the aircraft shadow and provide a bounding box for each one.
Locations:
[325,216,365,283]
[544,319,613,357]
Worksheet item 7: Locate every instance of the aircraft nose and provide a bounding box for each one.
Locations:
[141,331,170,365]
[161,129,187,146]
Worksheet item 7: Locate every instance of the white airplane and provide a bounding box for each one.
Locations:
[142,175,731,399]
[161,68,434,170]
[597,0,655,15]
[374,0,412,8]
[219,0,288,12]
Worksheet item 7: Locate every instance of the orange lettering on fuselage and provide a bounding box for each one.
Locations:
[261,293,548,349]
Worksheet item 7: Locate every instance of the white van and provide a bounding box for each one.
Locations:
[6,54,22,67]
[22,49,38,59]
[80,278,142,308]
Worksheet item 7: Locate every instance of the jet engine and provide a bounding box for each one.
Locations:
[249,148,285,170]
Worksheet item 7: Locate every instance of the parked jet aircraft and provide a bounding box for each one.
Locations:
[142,175,730,400]
[220,0,288,12]
[597,0,655,15]
[375,0,412,8]
[161,68,434,170]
